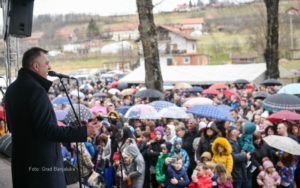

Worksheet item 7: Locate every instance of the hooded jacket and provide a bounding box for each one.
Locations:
[5,68,87,188]
[156,153,171,183]
[212,137,233,174]
[239,122,256,152]
[165,165,190,188]
[163,124,176,145]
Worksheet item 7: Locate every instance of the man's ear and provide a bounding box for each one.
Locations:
[31,62,39,72]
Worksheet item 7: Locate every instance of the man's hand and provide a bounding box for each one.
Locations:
[170,178,178,185]
[86,120,101,137]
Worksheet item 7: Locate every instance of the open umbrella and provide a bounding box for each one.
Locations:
[289,68,300,74]
[224,90,240,100]
[183,97,214,108]
[51,96,74,105]
[135,89,163,99]
[120,88,135,96]
[261,79,282,86]
[263,135,300,155]
[108,88,120,95]
[55,109,68,121]
[70,90,85,99]
[263,93,300,112]
[267,110,300,123]
[64,104,93,125]
[124,104,160,119]
[93,93,108,98]
[233,79,249,85]
[110,81,119,88]
[174,82,192,89]
[202,88,220,95]
[187,105,234,122]
[253,91,269,100]
[149,100,176,111]
[90,105,107,115]
[116,106,131,115]
[278,83,300,96]
[159,106,189,119]
[185,87,203,93]
[208,83,229,90]
[118,82,128,90]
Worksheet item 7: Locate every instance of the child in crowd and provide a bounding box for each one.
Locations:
[165,156,190,188]
[211,137,233,175]
[189,163,212,188]
[156,142,172,187]
[215,163,233,188]
[277,152,296,188]
[257,158,281,188]
[170,137,190,171]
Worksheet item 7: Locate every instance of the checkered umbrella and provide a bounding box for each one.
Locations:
[187,105,234,122]
[149,100,176,111]
[64,104,93,125]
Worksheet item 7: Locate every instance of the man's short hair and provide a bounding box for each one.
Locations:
[22,47,48,69]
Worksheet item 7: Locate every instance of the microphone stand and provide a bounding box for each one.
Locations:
[58,78,83,188]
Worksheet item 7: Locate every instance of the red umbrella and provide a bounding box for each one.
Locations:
[267,110,300,123]
[0,106,6,121]
[110,81,119,88]
[203,88,220,95]
[209,83,229,90]
[224,90,240,100]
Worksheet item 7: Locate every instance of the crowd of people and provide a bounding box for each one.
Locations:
[2,75,300,188]
[39,78,299,188]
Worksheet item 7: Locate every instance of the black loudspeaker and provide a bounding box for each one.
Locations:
[0,134,12,157]
[8,0,34,37]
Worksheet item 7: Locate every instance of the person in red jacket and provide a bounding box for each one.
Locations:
[189,163,212,188]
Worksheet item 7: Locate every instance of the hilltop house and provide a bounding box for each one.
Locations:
[231,52,258,64]
[139,25,209,66]
[180,18,204,35]
[109,24,139,41]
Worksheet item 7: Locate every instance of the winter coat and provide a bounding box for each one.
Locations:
[228,138,247,183]
[156,153,171,183]
[147,139,165,166]
[196,127,218,162]
[239,122,256,152]
[170,148,190,171]
[257,171,281,188]
[165,165,190,188]
[124,144,145,188]
[217,180,233,188]
[76,143,94,177]
[188,175,212,188]
[212,137,233,174]
[182,128,199,171]
[252,140,275,169]
[5,68,87,188]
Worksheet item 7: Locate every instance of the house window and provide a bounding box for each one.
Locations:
[167,58,173,65]
[183,57,190,64]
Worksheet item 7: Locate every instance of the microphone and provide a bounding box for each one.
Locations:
[48,71,77,80]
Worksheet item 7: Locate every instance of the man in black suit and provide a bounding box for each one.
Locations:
[5,47,100,188]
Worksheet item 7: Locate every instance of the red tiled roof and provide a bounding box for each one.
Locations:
[180,18,204,25]
[158,25,197,41]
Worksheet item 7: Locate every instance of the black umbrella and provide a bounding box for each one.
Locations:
[233,79,250,85]
[117,82,128,90]
[263,93,300,112]
[261,79,282,86]
[253,91,269,100]
[135,89,163,99]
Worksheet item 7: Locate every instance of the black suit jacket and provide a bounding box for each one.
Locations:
[5,68,87,188]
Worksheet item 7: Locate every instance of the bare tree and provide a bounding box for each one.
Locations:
[136,0,163,91]
[264,0,280,78]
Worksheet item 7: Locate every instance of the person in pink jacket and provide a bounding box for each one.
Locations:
[257,159,281,188]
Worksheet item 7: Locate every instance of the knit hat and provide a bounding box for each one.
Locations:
[154,126,164,137]
[200,151,212,161]
[174,137,183,145]
[263,160,274,169]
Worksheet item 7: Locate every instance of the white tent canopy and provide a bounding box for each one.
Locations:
[120,63,267,85]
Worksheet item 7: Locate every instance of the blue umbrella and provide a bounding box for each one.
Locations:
[55,109,68,121]
[116,106,131,115]
[278,83,300,95]
[187,105,234,122]
[149,100,176,111]
[185,87,203,93]
[51,96,73,105]
[135,89,163,99]
[93,93,108,98]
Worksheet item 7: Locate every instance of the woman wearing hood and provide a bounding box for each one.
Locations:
[118,144,145,188]
[164,124,176,145]
[212,137,233,175]
[196,122,219,163]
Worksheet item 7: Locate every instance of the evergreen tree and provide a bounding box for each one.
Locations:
[87,18,100,40]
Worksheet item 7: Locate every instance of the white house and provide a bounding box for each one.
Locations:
[139,25,208,66]
[180,18,204,34]
[110,24,139,41]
